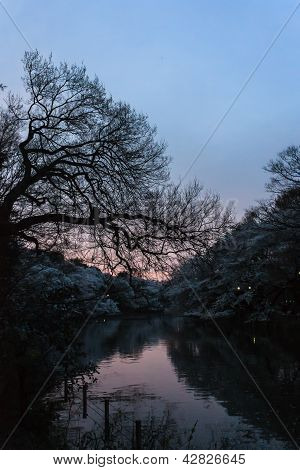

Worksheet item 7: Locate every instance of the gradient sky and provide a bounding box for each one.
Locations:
[1,0,300,216]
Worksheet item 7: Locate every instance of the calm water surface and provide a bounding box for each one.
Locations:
[61,316,300,449]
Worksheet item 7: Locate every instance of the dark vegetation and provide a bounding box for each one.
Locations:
[0,51,230,448]
[164,146,300,322]
[0,51,299,448]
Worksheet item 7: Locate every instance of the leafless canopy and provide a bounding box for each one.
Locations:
[264,145,300,194]
[0,51,232,275]
[257,146,300,231]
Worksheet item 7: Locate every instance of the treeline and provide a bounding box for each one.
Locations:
[11,248,163,320]
[164,146,300,321]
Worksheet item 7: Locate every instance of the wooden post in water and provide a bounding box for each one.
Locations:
[135,420,142,450]
[104,399,110,447]
[82,383,88,419]
[131,424,135,449]
[64,378,68,402]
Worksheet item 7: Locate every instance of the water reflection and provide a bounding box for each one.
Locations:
[72,317,300,449]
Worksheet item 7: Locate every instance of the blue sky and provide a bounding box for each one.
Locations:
[1,0,300,215]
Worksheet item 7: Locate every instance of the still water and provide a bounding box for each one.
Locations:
[61,316,300,449]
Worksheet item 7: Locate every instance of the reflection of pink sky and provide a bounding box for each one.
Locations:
[66,339,283,448]
[88,341,238,445]
[98,343,188,400]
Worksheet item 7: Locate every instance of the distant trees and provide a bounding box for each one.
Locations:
[13,251,162,324]
[0,51,231,279]
[108,271,162,314]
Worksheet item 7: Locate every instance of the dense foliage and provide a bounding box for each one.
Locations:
[164,146,300,321]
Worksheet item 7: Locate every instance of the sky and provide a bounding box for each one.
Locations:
[1,0,300,216]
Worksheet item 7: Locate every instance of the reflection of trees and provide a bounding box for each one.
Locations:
[81,317,181,365]
[167,323,300,447]
[79,318,300,448]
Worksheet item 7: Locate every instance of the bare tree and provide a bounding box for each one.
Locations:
[264,146,300,195]
[258,146,300,231]
[0,51,232,276]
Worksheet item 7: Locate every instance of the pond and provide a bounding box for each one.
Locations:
[57,316,300,449]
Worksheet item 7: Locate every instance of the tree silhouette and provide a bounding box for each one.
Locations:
[259,146,300,231]
[265,145,300,195]
[0,51,232,275]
